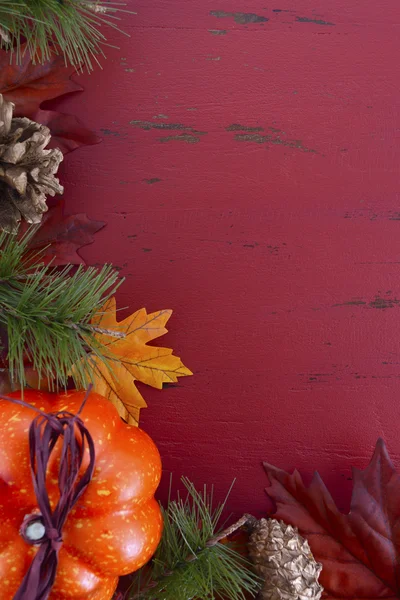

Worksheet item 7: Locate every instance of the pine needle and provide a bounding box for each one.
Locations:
[0,0,134,71]
[126,478,261,600]
[0,227,122,389]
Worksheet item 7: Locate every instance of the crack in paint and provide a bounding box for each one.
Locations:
[210,10,268,24]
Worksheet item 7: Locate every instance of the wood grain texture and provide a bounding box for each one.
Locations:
[55,0,400,515]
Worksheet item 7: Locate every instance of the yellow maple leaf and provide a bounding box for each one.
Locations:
[85,297,192,425]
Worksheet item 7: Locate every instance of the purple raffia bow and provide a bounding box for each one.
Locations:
[0,385,96,600]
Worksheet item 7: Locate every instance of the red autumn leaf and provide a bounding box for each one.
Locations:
[0,48,80,117]
[31,109,100,154]
[0,47,100,154]
[264,439,400,599]
[21,201,105,266]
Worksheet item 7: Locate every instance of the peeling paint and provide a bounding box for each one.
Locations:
[100,128,121,137]
[208,29,227,35]
[143,178,162,184]
[333,295,400,309]
[343,209,400,221]
[131,120,206,138]
[130,121,192,130]
[296,16,335,25]
[333,300,367,307]
[235,134,268,143]
[159,134,201,144]
[234,133,317,153]
[206,56,221,61]
[198,239,283,254]
[369,296,400,309]
[210,10,268,24]
[226,124,264,132]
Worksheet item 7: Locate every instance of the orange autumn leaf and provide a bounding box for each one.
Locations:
[87,298,192,425]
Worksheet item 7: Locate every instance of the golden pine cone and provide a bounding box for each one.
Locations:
[248,518,323,600]
[0,94,63,232]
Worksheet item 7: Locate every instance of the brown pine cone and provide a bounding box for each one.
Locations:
[248,518,323,600]
[0,94,63,232]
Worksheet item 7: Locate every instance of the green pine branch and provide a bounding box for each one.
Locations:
[0,0,133,71]
[125,478,261,600]
[0,227,122,389]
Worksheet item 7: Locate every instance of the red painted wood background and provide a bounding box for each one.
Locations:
[57,0,400,515]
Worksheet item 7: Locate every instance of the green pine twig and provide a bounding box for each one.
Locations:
[0,227,122,389]
[125,478,261,600]
[0,0,135,71]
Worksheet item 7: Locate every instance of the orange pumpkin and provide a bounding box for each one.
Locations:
[0,389,163,600]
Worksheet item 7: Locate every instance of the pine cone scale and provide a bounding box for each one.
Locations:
[0,96,13,135]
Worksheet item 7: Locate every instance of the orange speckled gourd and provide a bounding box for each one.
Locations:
[0,390,163,600]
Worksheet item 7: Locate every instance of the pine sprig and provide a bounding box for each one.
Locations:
[0,227,122,388]
[126,478,261,600]
[0,0,133,71]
